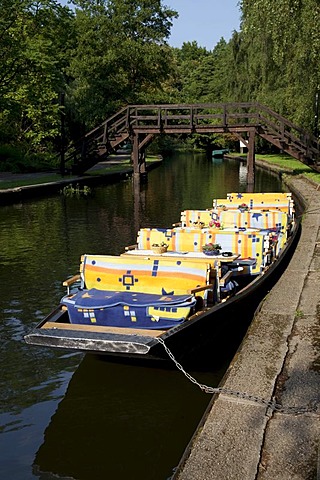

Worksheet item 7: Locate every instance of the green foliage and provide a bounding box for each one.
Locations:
[60,183,92,197]
[0,144,58,173]
[0,145,25,173]
[68,0,178,127]
[169,38,242,151]
[1,0,319,173]
[237,0,320,131]
[0,0,181,169]
[147,134,184,155]
[0,0,75,156]
[172,41,211,101]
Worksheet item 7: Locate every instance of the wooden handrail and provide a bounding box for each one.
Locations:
[63,102,320,174]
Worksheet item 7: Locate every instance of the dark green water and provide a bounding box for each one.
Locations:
[0,153,282,480]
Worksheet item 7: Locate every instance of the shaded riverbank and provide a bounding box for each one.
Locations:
[0,155,162,205]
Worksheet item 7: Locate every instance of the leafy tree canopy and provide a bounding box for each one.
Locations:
[0,0,75,151]
[238,0,320,130]
[68,0,178,127]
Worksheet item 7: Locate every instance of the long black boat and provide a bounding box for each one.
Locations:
[24,192,300,365]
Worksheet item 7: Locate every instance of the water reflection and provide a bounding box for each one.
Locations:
[238,160,247,189]
[0,153,283,479]
[0,366,76,480]
[33,355,224,480]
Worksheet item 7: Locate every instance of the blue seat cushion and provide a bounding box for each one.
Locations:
[61,289,196,329]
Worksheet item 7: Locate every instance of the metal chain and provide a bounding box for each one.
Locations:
[157,338,319,415]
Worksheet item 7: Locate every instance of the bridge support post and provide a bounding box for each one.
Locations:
[247,129,256,190]
[131,132,147,180]
[131,133,140,177]
[140,150,146,174]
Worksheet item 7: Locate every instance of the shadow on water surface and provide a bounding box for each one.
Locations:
[32,354,227,480]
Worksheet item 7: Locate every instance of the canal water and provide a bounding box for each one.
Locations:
[0,153,282,480]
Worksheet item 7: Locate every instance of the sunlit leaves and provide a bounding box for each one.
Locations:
[68,0,178,127]
[0,1,75,151]
[236,0,320,130]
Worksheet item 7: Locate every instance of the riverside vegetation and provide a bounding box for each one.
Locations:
[0,0,319,174]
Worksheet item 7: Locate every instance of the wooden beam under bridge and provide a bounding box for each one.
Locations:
[131,133,154,180]
[233,130,256,188]
[247,129,256,190]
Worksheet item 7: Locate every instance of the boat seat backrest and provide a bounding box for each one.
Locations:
[204,230,269,273]
[213,199,292,214]
[81,254,210,297]
[137,228,268,273]
[227,192,292,202]
[216,209,288,232]
[137,228,208,252]
[137,227,239,253]
[213,193,294,215]
[180,210,213,228]
[137,228,175,250]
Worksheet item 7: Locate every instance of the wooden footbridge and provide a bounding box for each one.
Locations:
[62,102,320,184]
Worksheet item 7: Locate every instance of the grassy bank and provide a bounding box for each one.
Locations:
[228,152,320,185]
[0,173,65,189]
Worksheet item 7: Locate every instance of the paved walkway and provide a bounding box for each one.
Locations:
[0,171,60,183]
[0,155,132,185]
[0,156,137,204]
[175,175,320,479]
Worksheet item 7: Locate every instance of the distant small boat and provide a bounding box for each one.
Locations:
[212,149,229,158]
[24,192,299,364]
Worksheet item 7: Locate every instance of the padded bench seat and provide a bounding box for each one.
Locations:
[61,254,214,329]
[62,289,196,329]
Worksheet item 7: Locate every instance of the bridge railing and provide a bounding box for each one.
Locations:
[127,103,261,130]
[257,104,320,162]
[63,103,261,171]
[62,102,320,173]
[64,106,129,169]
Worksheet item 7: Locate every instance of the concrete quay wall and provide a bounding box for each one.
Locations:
[175,175,320,480]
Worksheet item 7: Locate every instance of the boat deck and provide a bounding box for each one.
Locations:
[41,320,166,337]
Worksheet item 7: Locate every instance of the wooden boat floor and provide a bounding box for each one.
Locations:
[42,321,166,337]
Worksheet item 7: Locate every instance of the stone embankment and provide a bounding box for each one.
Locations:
[175,174,320,480]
